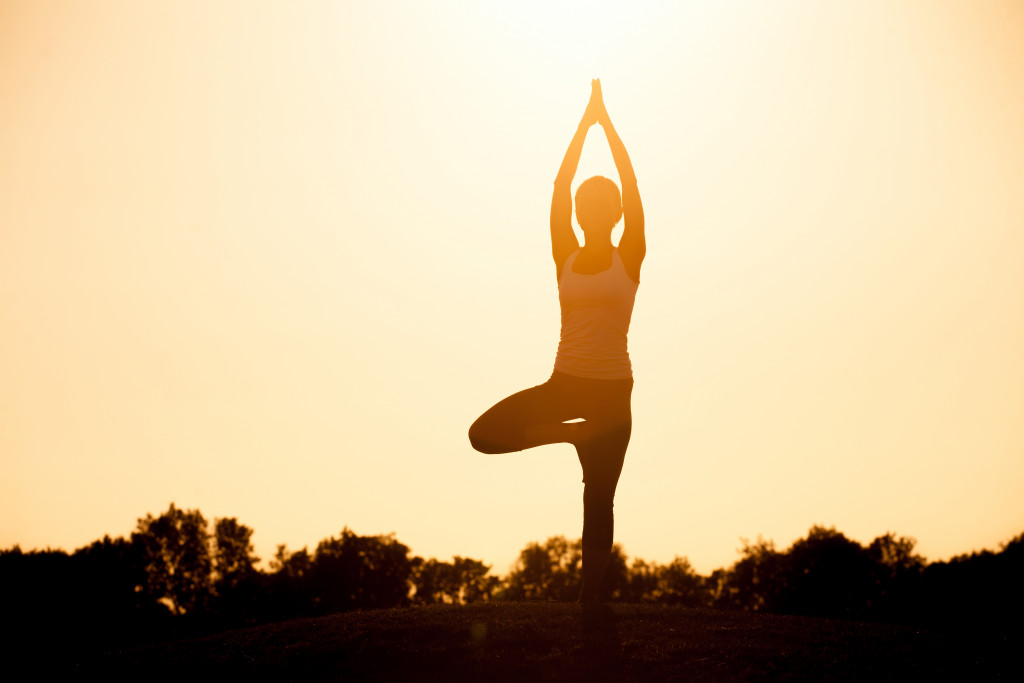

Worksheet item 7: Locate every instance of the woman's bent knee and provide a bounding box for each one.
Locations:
[468,421,506,454]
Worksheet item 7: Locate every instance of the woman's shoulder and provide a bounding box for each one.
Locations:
[557,248,580,282]
[614,247,640,285]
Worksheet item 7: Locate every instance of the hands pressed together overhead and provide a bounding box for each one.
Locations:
[552,78,645,282]
[583,78,610,128]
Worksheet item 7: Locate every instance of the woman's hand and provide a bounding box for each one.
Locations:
[583,78,610,127]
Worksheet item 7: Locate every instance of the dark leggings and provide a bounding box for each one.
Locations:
[468,371,633,551]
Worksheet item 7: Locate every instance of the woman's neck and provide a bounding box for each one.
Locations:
[581,240,613,254]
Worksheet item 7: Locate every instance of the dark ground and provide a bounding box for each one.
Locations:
[62,603,1016,681]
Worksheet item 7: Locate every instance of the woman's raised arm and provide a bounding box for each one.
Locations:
[592,81,645,282]
[551,84,603,277]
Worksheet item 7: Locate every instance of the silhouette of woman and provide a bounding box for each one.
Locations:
[469,79,645,605]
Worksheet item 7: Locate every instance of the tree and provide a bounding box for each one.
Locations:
[306,528,413,613]
[410,557,446,604]
[717,526,883,619]
[453,556,503,604]
[866,532,925,619]
[504,536,628,602]
[505,536,582,601]
[213,518,258,588]
[73,535,155,631]
[212,517,260,617]
[270,543,312,579]
[622,558,660,602]
[657,557,710,607]
[867,533,924,575]
[919,533,1024,627]
[602,544,631,600]
[777,525,875,619]
[132,503,213,615]
[265,544,315,617]
[411,556,503,605]
[716,536,785,611]
[0,546,76,634]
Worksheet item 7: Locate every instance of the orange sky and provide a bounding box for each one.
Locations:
[2,0,1022,576]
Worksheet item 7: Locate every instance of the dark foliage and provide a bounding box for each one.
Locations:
[307,528,413,613]
[709,525,1024,630]
[3,505,1022,651]
[410,556,502,605]
[915,532,1024,629]
[133,503,214,616]
[712,526,927,621]
[504,536,631,602]
[1,539,169,650]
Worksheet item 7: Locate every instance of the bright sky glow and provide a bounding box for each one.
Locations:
[2,0,1022,575]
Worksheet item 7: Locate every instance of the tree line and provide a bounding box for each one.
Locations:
[3,503,1021,648]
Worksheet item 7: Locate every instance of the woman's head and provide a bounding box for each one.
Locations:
[575,176,622,234]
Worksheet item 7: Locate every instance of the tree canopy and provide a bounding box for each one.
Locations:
[3,505,1021,648]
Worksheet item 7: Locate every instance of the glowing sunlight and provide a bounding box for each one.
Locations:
[2,0,1022,583]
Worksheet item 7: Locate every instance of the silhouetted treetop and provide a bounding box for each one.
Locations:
[133,503,212,616]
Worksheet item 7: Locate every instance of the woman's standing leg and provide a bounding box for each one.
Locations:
[469,372,633,604]
[574,379,633,604]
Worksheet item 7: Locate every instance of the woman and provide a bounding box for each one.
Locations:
[469,79,645,605]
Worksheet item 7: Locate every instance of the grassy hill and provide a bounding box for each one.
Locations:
[71,603,1015,681]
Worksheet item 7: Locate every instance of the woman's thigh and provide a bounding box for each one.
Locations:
[573,377,633,487]
[468,378,581,453]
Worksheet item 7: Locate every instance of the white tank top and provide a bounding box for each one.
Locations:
[554,248,639,380]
